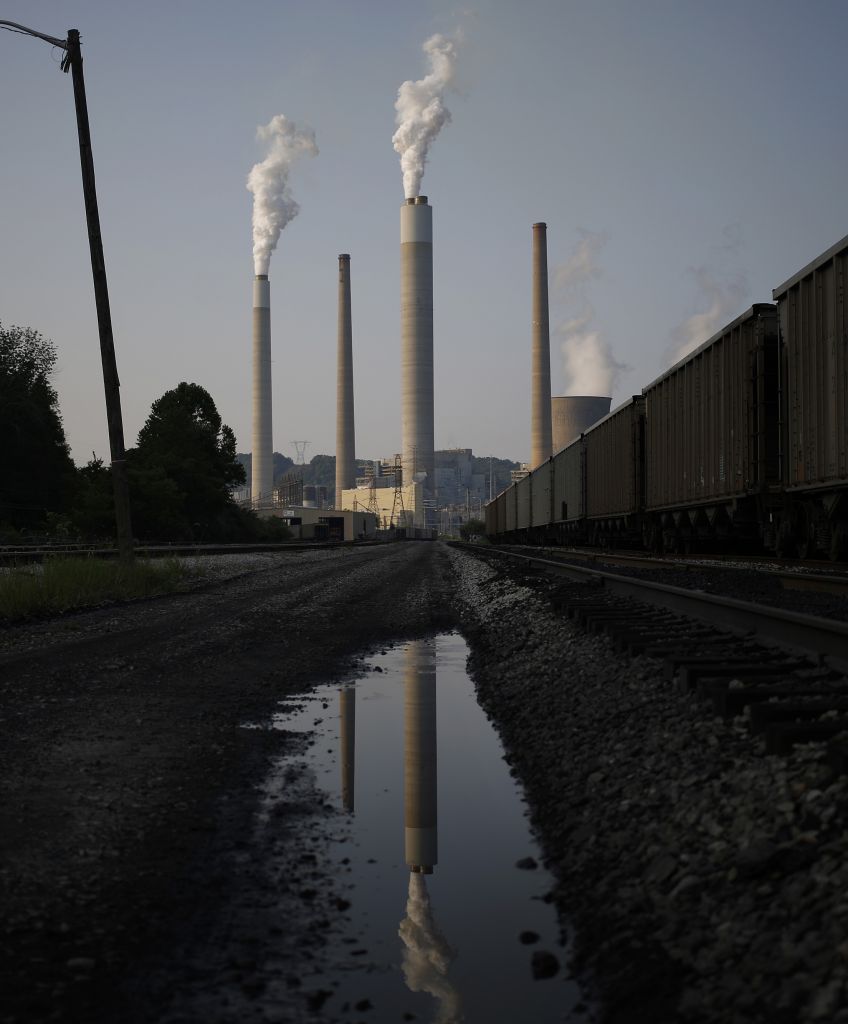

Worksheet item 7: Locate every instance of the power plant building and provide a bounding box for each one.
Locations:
[340,482,422,530]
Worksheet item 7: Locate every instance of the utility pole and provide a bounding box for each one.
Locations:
[0,22,134,562]
[62,30,134,562]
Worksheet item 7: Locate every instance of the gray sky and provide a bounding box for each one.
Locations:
[3,0,847,467]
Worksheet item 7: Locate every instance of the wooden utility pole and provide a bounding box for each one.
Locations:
[62,30,134,562]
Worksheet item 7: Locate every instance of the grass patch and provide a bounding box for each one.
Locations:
[0,557,188,622]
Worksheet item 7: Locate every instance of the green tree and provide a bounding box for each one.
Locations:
[132,382,246,541]
[459,517,486,540]
[0,323,75,534]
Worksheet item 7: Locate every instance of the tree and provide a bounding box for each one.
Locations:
[132,382,246,540]
[459,517,486,540]
[0,322,75,533]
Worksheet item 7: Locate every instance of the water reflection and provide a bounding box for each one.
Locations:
[404,639,438,873]
[400,872,463,1023]
[400,639,462,1022]
[339,686,355,812]
[315,634,576,1020]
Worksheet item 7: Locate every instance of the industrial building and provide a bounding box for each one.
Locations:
[340,481,422,530]
[269,506,378,542]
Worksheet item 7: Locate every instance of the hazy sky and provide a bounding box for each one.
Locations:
[3,0,847,467]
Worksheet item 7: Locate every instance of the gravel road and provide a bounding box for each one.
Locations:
[0,543,453,1024]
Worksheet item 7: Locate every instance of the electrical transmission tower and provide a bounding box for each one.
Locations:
[389,455,406,528]
[291,440,310,465]
[360,462,380,518]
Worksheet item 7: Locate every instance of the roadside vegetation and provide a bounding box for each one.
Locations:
[0,557,188,622]
[0,321,289,547]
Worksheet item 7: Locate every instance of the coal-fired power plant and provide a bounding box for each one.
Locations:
[552,395,613,452]
[401,196,434,515]
[531,222,553,471]
[251,274,272,507]
[335,254,356,509]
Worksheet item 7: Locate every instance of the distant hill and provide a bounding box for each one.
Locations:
[236,451,521,497]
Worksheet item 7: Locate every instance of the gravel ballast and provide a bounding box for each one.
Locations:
[448,545,848,1023]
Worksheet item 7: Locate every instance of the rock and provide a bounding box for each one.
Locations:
[65,958,96,972]
[531,950,560,980]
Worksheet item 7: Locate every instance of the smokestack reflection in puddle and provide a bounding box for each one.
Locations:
[339,686,355,813]
[399,638,462,1021]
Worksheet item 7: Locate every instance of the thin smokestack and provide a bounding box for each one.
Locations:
[251,274,272,506]
[335,255,355,508]
[531,222,552,469]
[401,196,434,517]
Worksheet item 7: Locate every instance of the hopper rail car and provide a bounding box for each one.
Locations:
[486,234,848,560]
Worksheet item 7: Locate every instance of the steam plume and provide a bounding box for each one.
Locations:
[554,231,625,395]
[393,33,460,198]
[247,115,318,276]
[669,265,748,363]
[399,873,463,1023]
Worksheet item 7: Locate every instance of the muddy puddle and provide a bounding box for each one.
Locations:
[261,632,583,1022]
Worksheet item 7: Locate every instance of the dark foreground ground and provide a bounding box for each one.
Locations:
[0,544,454,1024]
[5,541,848,1024]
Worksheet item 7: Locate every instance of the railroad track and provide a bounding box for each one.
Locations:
[501,543,848,597]
[457,542,848,770]
[0,538,383,566]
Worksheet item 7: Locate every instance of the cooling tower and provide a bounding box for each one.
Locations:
[401,197,434,516]
[551,395,612,451]
[335,254,356,509]
[404,638,437,873]
[531,223,553,470]
[251,274,272,507]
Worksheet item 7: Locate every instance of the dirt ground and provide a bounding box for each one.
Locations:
[0,543,454,1024]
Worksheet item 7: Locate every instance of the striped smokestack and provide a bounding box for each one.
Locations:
[401,196,434,517]
[531,222,552,470]
[251,274,272,507]
[335,254,356,508]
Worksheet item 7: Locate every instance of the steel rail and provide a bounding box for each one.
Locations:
[504,544,848,597]
[460,543,848,674]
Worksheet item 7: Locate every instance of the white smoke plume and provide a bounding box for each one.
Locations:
[399,873,463,1023]
[247,115,318,276]
[668,265,748,363]
[554,231,626,396]
[393,33,460,199]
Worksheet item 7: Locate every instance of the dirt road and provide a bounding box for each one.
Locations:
[0,543,453,1024]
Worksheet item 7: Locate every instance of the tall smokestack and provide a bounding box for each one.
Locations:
[251,274,272,506]
[531,222,552,470]
[552,395,612,452]
[401,196,434,509]
[335,255,355,508]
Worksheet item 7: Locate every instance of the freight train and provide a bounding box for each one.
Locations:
[485,233,848,560]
